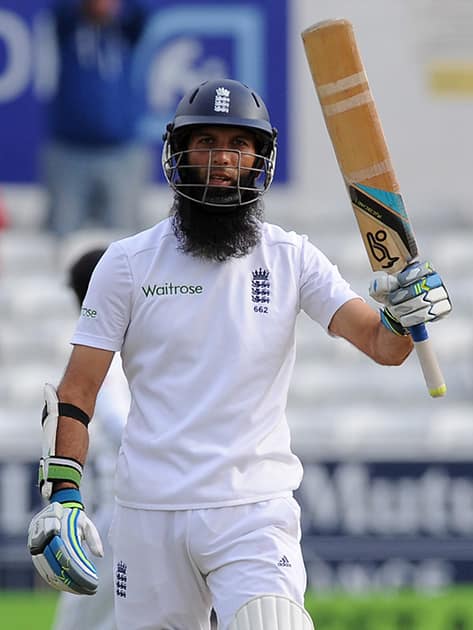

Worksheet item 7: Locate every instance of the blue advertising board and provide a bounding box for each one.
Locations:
[296,460,473,591]
[0,0,288,183]
[0,1,46,184]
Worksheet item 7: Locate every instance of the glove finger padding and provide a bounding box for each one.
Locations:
[396,260,436,285]
[370,261,452,329]
[79,510,104,558]
[388,262,452,328]
[28,502,103,595]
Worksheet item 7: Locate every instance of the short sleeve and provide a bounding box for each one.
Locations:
[299,235,361,331]
[71,242,132,351]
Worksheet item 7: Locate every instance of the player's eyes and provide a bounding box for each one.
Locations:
[195,137,213,146]
[192,136,253,149]
[233,138,251,148]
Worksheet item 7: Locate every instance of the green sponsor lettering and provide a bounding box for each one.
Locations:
[141,283,204,297]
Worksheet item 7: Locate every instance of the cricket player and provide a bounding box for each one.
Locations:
[28,79,451,629]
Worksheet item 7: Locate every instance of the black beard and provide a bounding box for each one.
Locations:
[170,195,264,262]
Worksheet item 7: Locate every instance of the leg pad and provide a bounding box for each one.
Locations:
[229,595,315,630]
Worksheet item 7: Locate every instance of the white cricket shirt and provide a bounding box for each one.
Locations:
[72,218,360,509]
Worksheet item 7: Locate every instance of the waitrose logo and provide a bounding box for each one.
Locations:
[141,282,204,297]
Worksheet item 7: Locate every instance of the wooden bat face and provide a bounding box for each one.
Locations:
[301,18,418,273]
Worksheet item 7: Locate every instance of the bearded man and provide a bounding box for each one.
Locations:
[27,79,451,630]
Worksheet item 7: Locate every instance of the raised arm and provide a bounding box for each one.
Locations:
[329,298,413,366]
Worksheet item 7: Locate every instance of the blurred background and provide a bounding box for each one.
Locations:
[0,0,472,625]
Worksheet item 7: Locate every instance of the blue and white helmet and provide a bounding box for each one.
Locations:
[162,79,278,208]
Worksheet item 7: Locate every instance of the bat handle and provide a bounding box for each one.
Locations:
[409,324,446,397]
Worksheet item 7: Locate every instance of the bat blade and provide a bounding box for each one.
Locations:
[348,184,418,273]
[301,18,446,397]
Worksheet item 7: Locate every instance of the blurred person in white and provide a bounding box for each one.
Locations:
[52,248,129,630]
[27,79,451,630]
[42,0,152,237]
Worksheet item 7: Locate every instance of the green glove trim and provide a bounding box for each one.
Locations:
[38,456,83,491]
[380,307,409,337]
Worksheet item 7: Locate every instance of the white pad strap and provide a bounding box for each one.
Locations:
[41,384,60,499]
[229,595,315,630]
[43,383,59,457]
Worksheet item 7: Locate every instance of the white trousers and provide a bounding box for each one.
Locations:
[109,497,307,630]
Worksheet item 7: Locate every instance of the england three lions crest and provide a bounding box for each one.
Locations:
[214,87,230,113]
[252,267,270,312]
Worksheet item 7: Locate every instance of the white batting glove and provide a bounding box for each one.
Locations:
[369,261,452,330]
[27,490,103,595]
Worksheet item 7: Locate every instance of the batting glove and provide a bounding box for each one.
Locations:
[27,488,103,595]
[369,261,452,332]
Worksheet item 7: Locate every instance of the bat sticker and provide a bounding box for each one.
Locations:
[348,184,418,260]
[366,229,399,268]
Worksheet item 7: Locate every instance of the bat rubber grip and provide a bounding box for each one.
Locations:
[409,324,446,397]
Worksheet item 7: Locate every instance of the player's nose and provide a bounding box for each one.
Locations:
[211,146,236,165]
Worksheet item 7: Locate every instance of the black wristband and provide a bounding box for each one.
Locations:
[41,402,90,427]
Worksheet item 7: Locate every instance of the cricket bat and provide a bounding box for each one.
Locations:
[301,18,446,397]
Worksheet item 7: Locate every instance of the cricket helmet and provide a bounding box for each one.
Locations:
[162,79,278,209]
